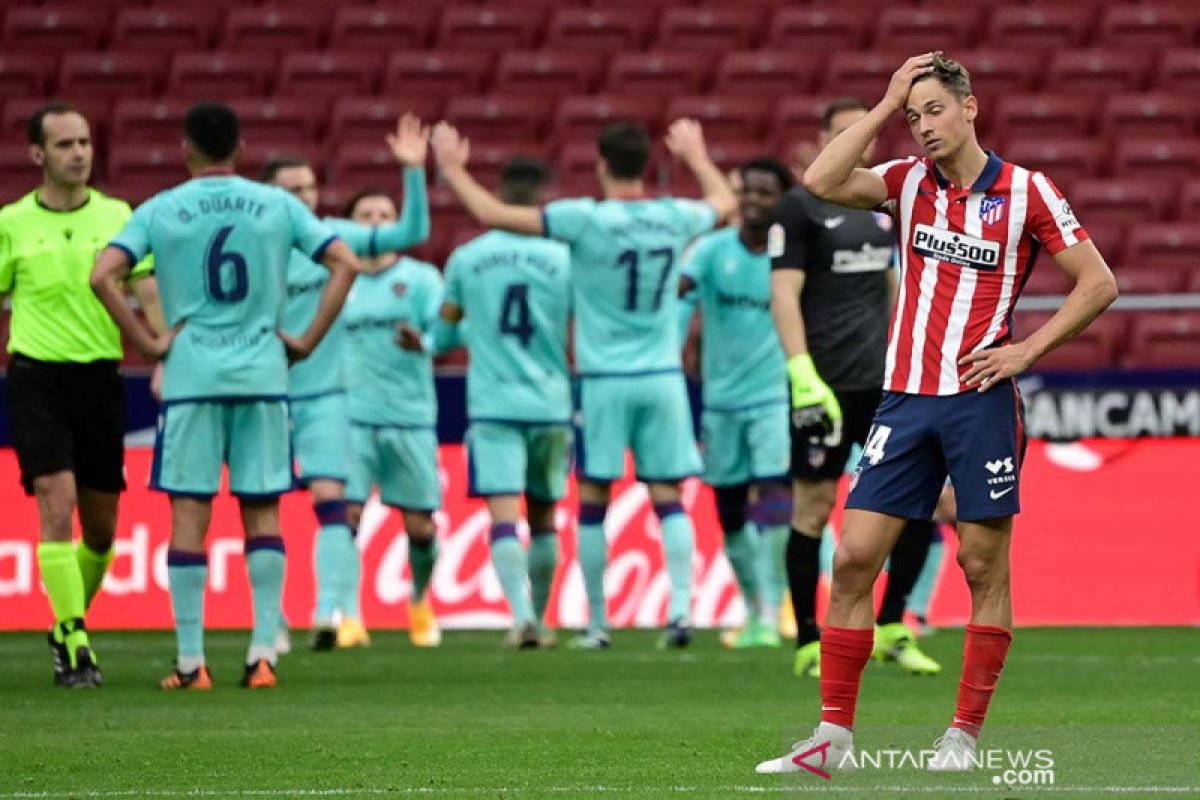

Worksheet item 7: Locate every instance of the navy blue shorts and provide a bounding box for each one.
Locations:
[845,379,1027,523]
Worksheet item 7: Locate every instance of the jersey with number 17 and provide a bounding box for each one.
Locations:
[110,175,337,401]
[543,197,716,374]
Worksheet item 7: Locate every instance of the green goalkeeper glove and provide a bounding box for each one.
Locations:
[787,354,842,442]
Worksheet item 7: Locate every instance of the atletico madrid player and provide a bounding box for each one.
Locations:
[755,53,1118,774]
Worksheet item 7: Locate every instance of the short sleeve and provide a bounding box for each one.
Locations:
[442,250,464,309]
[668,198,718,240]
[0,226,13,293]
[1026,172,1088,256]
[768,190,813,272]
[109,199,155,264]
[542,198,595,243]
[129,253,155,280]
[870,158,918,205]
[681,232,714,286]
[285,192,338,260]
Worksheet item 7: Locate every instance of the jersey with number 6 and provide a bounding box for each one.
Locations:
[110,174,336,401]
[543,197,716,374]
[444,230,572,424]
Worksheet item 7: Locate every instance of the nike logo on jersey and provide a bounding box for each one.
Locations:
[990,487,1015,500]
[823,216,846,230]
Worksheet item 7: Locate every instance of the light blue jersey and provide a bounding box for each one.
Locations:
[285,167,430,399]
[543,197,716,374]
[343,256,442,427]
[681,227,787,411]
[111,174,335,401]
[444,230,572,424]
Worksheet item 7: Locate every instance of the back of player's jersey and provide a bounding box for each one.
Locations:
[113,175,334,400]
[544,197,715,374]
[445,230,571,423]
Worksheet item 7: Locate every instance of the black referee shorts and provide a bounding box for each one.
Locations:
[790,387,883,483]
[5,353,126,496]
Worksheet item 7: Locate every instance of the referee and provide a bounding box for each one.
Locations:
[1,103,157,687]
[768,98,940,679]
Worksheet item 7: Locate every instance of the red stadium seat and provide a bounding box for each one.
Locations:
[1079,220,1127,270]
[1112,265,1187,295]
[986,7,1091,52]
[950,50,1043,100]
[1125,223,1200,274]
[494,51,603,98]
[1178,182,1200,222]
[1112,138,1200,180]
[167,53,276,99]
[1097,5,1198,49]
[544,9,654,53]
[329,7,434,51]
[221,9,325,52]
[227,98,324,146]
[664,96,769,141]
[1071,178,1172,227]
[1012,310,1125,371]
[1127,312,1200,370]
[455,142,541,190]
[238,141,322,185]
[1021,259,1073,296]
[444,95,551,145]
[382,52,492,96]
[1101,94,1197,139]
[1000,139,1107,185]
[992,94,1098,140]
[822,51,910,100]
[58,53,166,101]
[326,143,406,195]
[606,52,711,98]
[654,8,762,52]
[112,7,218,52]
[435,6,544,52]
[873,7,979,52]
[107,145,189,197]
[1046,50,1151,95]
[553,94,664,142]
[111,99,192,146]
[1154,49,1200,94]
[0,143,43,194]
[764,8,872,52]
[277,52,381,98]
[1,97,110,147]
[3,6,110,52]
[769,96,837,148]
[330,97,446,147]
[0,54,55,100]
[666,140,766,195]
[713,51,820,97]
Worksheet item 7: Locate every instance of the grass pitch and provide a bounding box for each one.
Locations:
[0,628,1196,799]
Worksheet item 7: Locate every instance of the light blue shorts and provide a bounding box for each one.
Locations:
[290,391,351,486]
[577,371,701,483]
[346,423,442,511]
[701,402,791,487]
[467,421,573,501]
[151,398,293,498]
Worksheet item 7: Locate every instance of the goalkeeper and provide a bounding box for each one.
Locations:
[768,98,940,680]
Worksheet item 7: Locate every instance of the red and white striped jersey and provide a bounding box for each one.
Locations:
[872,151,1088,396]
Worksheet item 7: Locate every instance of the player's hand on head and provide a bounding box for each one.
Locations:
[387,113,430,168]
[394,322,425,353]
[431,122,469,171]
[884,52,938,113]
[278,331,312,365]
[958,342,1035,392]
[665,118,707,163]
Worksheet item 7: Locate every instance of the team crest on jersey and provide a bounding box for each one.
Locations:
[980,195,1007,226]
[392,282,408,297]
[872,212,893,231]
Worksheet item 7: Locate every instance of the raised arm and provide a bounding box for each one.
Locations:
[665,119,736,223]
[431,122,543,236]
[802,53,936,209]
[90,247,172,360]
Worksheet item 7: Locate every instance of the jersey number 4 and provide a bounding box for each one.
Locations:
[617,248,674,312]
[204,225,249,304]
[499,282,534,348]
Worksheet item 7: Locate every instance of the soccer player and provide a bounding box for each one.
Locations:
[677,157,795,650]
[0,103,158,687]
[431,119,736,649]
[340,189,444,648]
[90,103,360,690]
[755,53,1117,773]
[769,98,941,679]
[263,114,431,651]
[401,157,572,649]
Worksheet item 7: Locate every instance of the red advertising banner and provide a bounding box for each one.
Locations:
[1,439,1198,630]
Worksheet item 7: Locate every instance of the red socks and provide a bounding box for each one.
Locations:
[819,627,874,731]
[952,624,1013,739]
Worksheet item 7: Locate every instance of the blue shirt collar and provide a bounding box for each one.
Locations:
[930,150,1004,193]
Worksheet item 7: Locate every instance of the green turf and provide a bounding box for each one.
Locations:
[0,628,1196,799]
